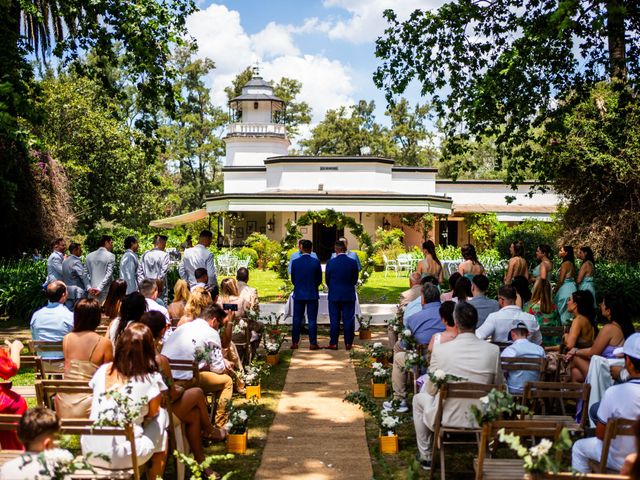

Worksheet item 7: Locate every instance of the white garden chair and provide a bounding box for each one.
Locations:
[236,258,250,269]
[397,254,414,276]
[216,254,235,276]
[383,254,398,277]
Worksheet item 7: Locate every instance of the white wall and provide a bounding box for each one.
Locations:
[225,137,289,167]
[223,170,267,193]
[266,162,393,191]
[390,171,437,195]
[238,100,276,124]
[436,182,560,207]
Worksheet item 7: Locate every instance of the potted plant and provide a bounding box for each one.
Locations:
[174,451,234,480]
[366,342,388,366]
[225,403,251,454]
[264,334,284,365]
[344,391,403,454]
[243,360,269,399]
[264,312,284,336]
[357,314,372,340]
[386,312,403,346]
[370,362,390,398]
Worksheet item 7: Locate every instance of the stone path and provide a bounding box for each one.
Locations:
[255,341,373,480]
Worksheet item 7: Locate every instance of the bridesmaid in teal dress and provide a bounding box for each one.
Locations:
[577,246,597,307]
[457,244,484,280]
[531,244,553,283]
[553,245,578,325]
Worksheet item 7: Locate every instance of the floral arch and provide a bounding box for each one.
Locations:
[277,209,375,287]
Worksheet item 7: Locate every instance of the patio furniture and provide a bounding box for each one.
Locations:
[397,254,414,275]
[383,254,398,277]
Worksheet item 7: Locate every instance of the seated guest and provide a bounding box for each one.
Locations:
[161,304,234,429]
[102,278,127,320]
[526,278,560,345]
[400,272,423,307]
[30,281,74,360]
[563,290,596,352]
[236,267,259,313]
[0,407,71,479]
[427,301,457,353]
[56,299,113,418]
[108,291,147,345]
[384,284,444,413]
[0,340,27,450]
[82,324,168,477]
[572,333,640,473]
[168,279,190,321]
[140,311,225,477]
[620,418,640,477]
[412,302,503,470]
[139,278,170,324]
[468,274,499,327]
[476,285,542,345]
[501,320,545,394]
[440,272,461,303]
[218,278,247,318]
[567,293,633,383]
[178,287,213,326]
[404,276,439,320]
[191,268,209,292]
[452,276,472,302]
[511,275,531,309]
[217,278,248,388]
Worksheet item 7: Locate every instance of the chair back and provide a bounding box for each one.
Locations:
[540,326,565,338]
[0,414,21,434]
[436,382,503,431]
[167,359,199,383]
[491,341,512,352]
[501,356,547,373]
[598,418,636,473]
[28,341,65,379]
[523,381,590,428]
[541,473,631,479]
[36,379,92,412]
[95,325,109,336]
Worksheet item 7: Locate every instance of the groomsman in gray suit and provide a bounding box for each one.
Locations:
[179,230,217,290]
[46,238,66,286]
[120,236,139,294]
[62,242,90,310]
[85,235,116,304]
[138,234,170,302]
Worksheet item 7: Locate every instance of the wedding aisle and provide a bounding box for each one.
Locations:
[255,342,373,479]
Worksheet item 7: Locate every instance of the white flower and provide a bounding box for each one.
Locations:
[381,415,399,428]
[291,222,297,227]
[403,329,412,338]
[373,342,383,349]
[225,421,233,430]
[43,448,74,465]
[433,369,446,380]
[530,438,553,458]
[238,410,248,421]
[480,396,489,405]
[363,272,370,277]
[371,362,383,369]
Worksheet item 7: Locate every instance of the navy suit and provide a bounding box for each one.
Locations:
[325,253,359,346]
[291,254,323,345]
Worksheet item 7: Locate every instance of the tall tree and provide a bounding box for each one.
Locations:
[386,99,438,166]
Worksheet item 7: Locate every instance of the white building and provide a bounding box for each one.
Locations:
[158,73,559,260]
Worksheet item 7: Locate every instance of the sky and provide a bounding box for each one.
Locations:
[186,0,444,133]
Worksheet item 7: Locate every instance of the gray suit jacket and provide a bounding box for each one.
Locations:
[179,244,217,289]
[62,255,89,299]
[119,249,139,294]
[137,248,170,283]
[46,251,64,285]
[85,247,116,301]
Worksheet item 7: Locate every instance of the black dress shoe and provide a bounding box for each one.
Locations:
[345,344,353,350]
[322,344,338,350]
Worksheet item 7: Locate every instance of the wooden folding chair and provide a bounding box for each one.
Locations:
[542,473,631,479]
[430,382,504,480]
[540,326,565,344]
[59,419,140,480]
[231,325,252,366]
[500,356,547,396]
[95,325,109,336]
[407,343,430,394]
[491,341,512,352]
[28,341,65,379]
[0,414,22,450]
[590,418,636,473]
[474,419,564,480]
[522,381,591,433]
[35,379,92,415]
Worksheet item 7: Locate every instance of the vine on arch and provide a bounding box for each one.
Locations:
[276,209,375,289]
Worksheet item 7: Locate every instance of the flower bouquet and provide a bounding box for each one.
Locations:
[371,362,390,398]
[26,449,100,480]
[263,333,285,365]
[498,427,572,475]
[94,384,147,428]
[427,369,467,391]
[357,314,373,339]
[193,340,221,370]
[386,311,403,346]
[469,388,530,426]
[225,401,255,454]
[243,360,270,399]
[366,342,389,366]
[403,348,427,373]
[232,318,248,335]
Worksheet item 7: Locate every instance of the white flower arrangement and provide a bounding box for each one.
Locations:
[403,328,412,338]
[427,369,466,390]
[193,341,221,368]
[265,342,280,354]
[232,319,248,335]
[380,409,401,436]
[371,362,390,382]
[242,360,270,386]
[498,427,572,473]
[23,448,98,480]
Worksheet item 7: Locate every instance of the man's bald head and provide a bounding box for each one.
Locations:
[46,281,67,303]
[409,272,421,286]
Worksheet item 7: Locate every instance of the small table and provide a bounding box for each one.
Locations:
[283,292,362,328]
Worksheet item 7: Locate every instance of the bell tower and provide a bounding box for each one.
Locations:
[224,68,290,166]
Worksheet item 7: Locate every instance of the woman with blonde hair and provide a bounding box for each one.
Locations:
[526,278,560,345]
[217,278,247,393]
[178,287,212,326]
[168,279,190,321]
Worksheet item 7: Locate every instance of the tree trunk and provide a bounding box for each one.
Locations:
[606,0,627,81]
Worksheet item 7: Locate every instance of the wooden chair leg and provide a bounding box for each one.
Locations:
[440,440,446,480]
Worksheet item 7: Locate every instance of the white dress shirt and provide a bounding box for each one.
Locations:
[179,244,217,289]
[476,305,542,345]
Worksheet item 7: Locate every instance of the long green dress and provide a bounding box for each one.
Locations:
[578,261,597,307]
[554,273,577,326]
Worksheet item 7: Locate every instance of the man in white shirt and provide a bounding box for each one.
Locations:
[572,333,640,472]
[501,320,546,394]
[138,234,171,302]
[45,238,66,286]
[119,236,139,294]
[85,235,116,304]
[236,267,258,312]
[179,230,217,290]
[161,304,234,428]
[139,278,170,325]
[476,284,542,345]
[30,281,74,360]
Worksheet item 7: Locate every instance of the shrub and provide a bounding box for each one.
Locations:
[0,259,47,323]
[436,245,462,260]
[244,233,281,269]
[352,249,367,266]
[237,247,258,268]
[495,220,558,266]
[372,246,407,266]
[594,262,640,315]
[373,227,405,250]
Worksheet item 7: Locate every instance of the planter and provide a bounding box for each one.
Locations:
[371,380,387,398]
[266,353,279,365]
[378,434,399,454]
[374,265,384,272]
[245,385,261,399]
[359,329,372,340]
[227,431,248,454]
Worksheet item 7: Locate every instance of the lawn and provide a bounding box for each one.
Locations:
[223,269,410,304]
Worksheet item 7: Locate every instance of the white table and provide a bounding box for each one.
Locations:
[284,292,362,328]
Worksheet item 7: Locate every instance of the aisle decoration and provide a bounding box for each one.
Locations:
[498,427,572,476]
[370,362,390,398]
[427,369,467,391]
[225,401,258,454]
[469,388,530,425]
[366,342,389,366]
[243,360,270,399]
[357,314,372,339]
[173,452,235,480]
[263,334,285,365]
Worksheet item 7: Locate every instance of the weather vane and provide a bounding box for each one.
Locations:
[252,60,261,77]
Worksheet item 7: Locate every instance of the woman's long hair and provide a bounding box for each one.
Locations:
[184,287,212,319]
[530,278,553,314]
[511,275,531,305]
[580,246,595,264]
[422,240,441,266]
[512,240,525,258]
[461,244,479,263]
[453,276,472,301]
[220,278,240,300]
[172,279,191,304]
[115,292,147,341]
[572,290,597,331]
[602,293,635,338]
[562,245,575,265]
[103,279,127,319]
[111,323,158,381]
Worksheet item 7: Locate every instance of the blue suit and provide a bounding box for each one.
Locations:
[325,254,359,346]
[291,254,323,345]
[330,250,361,271]
[288,250,318,274]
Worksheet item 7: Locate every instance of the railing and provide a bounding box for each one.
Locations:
[227,123,286,136]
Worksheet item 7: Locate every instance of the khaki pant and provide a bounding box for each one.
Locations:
[391,350,408,401]
[193,371,233,428]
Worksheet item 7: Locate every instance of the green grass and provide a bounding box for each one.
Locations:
[223,269,411,304]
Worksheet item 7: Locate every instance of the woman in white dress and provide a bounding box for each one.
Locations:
[82,323,168,478]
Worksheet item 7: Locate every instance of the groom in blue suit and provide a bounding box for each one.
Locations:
[290,240,323,350]
[325,240,359,350]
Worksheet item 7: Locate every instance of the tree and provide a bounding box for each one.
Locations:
[301,100,394,156]
[158,44,227,214]
[386,99,438,166]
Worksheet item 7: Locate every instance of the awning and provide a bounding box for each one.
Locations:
[453,204,556,222]
[149,209,208,228]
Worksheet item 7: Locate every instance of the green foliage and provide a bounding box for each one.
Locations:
[469,388,529,426]
[499,428,572,473]
[174,451,235,480]
[386,99,438,166]
[244,233,281,270]
[595,263,640,315]
[373,228,405,251]
[435,245,461,261]
[352,250,367,267]
[495,220,559,265]
[464,213,506,251]
[237,247,258,268]
[0,259,46,321]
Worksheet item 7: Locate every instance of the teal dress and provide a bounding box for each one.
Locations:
[463,273,475,281]
[578,262,597,307]
[554,275,577,326]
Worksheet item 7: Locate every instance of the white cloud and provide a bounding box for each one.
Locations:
[250,22,300,59]
[322,0,444,44]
